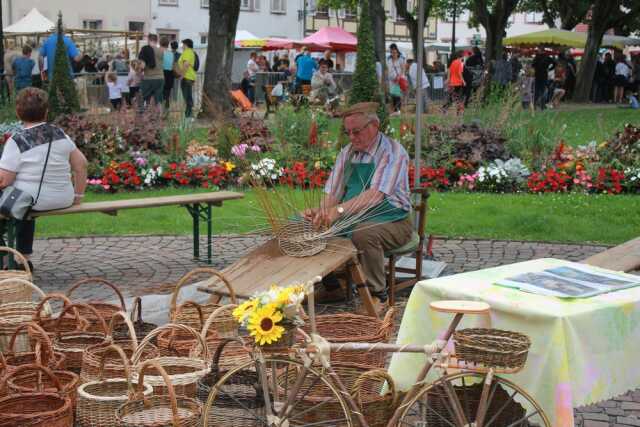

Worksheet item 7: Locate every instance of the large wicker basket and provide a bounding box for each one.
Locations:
[117,360,202,427]
[3,322,66,373]
[200,304,252,369]
[80,311,159,383]
[453,328,531,369]
[52,303,109,374]
[170,268,238,335]
[198,338,261,427]
[32,293,82,339]
[6,364,79,412]
[0,364,73,427]
[0,246,32,289]
[0,278,50,353]
[277,220,327,257]
[76,343,153,427]
[301,308,395,367]
[65,278,127,332]
[132,323,210,398]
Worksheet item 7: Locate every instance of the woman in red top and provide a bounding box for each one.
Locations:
[443,51,466,113]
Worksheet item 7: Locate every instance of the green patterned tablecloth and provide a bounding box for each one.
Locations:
[388,258,640,427]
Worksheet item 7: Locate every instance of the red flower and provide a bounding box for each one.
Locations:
[309,120,318,146]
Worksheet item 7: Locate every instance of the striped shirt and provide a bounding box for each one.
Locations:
[324,132,411,211]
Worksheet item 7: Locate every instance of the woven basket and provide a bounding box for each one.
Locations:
[112,297,157,344]
[158,301,218,357]
[6,364,79,412]
[117,360,202,427]
[65,277,127,332]
[277,220,327,257]
[198,337,262,427]
[132,323,210,398]
[350,368,399,427]
[4,322,66,373]
[80,311,159,383]
[200,304,252,369]
[257,323,297,354]
[0,278,50,353]
[52,303,109,374]
[170,268,238,336]
[76,343,153,427]
[0,364,73,427]
[0,246,32,289]
[301,308,395,367]
[424,380,526,427]
[453,328,531,369]
[33,293,84,339]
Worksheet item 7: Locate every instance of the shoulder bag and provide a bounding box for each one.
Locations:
[0,138,53,220]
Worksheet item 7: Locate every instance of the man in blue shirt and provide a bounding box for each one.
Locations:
[294,46,317,93]
[12,46,35,92]
[39,33,82,80]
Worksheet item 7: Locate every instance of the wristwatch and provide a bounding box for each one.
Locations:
[336,206,345,216]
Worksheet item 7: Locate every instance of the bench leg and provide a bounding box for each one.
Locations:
[184,203,214,265]
[207,203,213,264]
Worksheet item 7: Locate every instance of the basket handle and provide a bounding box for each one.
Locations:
[66,277,127,311]
[132,323,208,364]
[200,303,238,342]
[350,368,399,410]
[130,297,144,324]
[7,322,54,365]
[380,307,396,334]
[32,293,77,325]
[2,363,63,394]
[135,360,181,427]
[108,311,139,352]
[209,336,249,378]
[97,343,134,393]
[0,246,31,275]
[55,302,109,338]
[174,300,205,329]
[0,277,46,301]
[170,268,238,313]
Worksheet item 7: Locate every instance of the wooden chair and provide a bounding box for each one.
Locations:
[386,188,430,305]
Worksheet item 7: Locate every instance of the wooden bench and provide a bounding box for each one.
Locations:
[197,237,380,318]
[3,192,244,264]
[581,237,640,272]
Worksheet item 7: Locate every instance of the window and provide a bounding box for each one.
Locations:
[82,19,103,30]
[128,21,145,33]
[314,5,329,17]
[341,6,357,19]
[271,0,286,13]
[200,34,208,45]
[525,12,543,24]
[241,0,260,11]
[201,0,208,7]
[158,0,178,5]
[158,31,179,41]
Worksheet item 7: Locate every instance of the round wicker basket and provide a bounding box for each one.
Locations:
[277,220,327,257]
[0,278,50,353]
[0,247,32,290]
[453,328,531,369]
[65,278,127,332]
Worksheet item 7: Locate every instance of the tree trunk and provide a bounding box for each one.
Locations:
[369,0,386,65]
[484,22,501,64]
[573,24,605,102]
[201,0,241,120]
[0,0,4,71]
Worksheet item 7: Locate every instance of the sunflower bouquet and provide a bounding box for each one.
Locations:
[232,284,308,346]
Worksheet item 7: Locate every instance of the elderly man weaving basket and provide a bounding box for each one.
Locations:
[304,102,413,313]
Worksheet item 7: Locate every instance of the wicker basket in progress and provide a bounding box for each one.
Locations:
[453,328,531,369]
[76,343,153,427]
[117,360,202,427]
[277,220,327,257]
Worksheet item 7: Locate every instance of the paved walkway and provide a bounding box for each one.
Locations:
[28,234,640,426]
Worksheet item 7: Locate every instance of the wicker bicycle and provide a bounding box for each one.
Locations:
[202,280,551,427]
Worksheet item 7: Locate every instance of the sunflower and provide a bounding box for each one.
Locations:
[233,299,258,323]
[247,304,285,345]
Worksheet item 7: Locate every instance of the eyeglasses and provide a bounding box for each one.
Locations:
[343,121,372,137]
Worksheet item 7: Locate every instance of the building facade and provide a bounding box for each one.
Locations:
[2,0,151,33]
[151,0,305,49]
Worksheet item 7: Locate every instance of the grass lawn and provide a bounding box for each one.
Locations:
[36,188,640,245]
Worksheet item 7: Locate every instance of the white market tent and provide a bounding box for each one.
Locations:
[4,8,54,34]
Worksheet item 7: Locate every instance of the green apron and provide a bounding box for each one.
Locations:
[339,157,408,236]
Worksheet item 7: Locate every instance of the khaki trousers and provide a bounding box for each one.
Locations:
[351,217,413,300]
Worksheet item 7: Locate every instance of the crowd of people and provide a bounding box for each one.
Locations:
[1,33,200,117]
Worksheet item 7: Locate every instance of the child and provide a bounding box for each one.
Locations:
[127,59,143,106]
[106,72,122,110]
[521,67,535,112]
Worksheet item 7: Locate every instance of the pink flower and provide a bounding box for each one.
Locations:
[250,145,261,153]
[134,157,147,167]
[102,184,111,190]
[231,144,249,159]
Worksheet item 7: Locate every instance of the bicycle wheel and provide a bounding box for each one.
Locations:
[202,356,354,427]
[395,372,551,427]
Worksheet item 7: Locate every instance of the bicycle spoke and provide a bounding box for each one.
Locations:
[216,388,267,424]
[288,396,339,421]
[485,389,518,427]
[443,380,469,427]
[282,368,322,417]
[505,409,541,427]
[289,417,350,427]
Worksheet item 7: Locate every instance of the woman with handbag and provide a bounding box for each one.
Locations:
[387,43,407,116]
[0,87,88,270]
